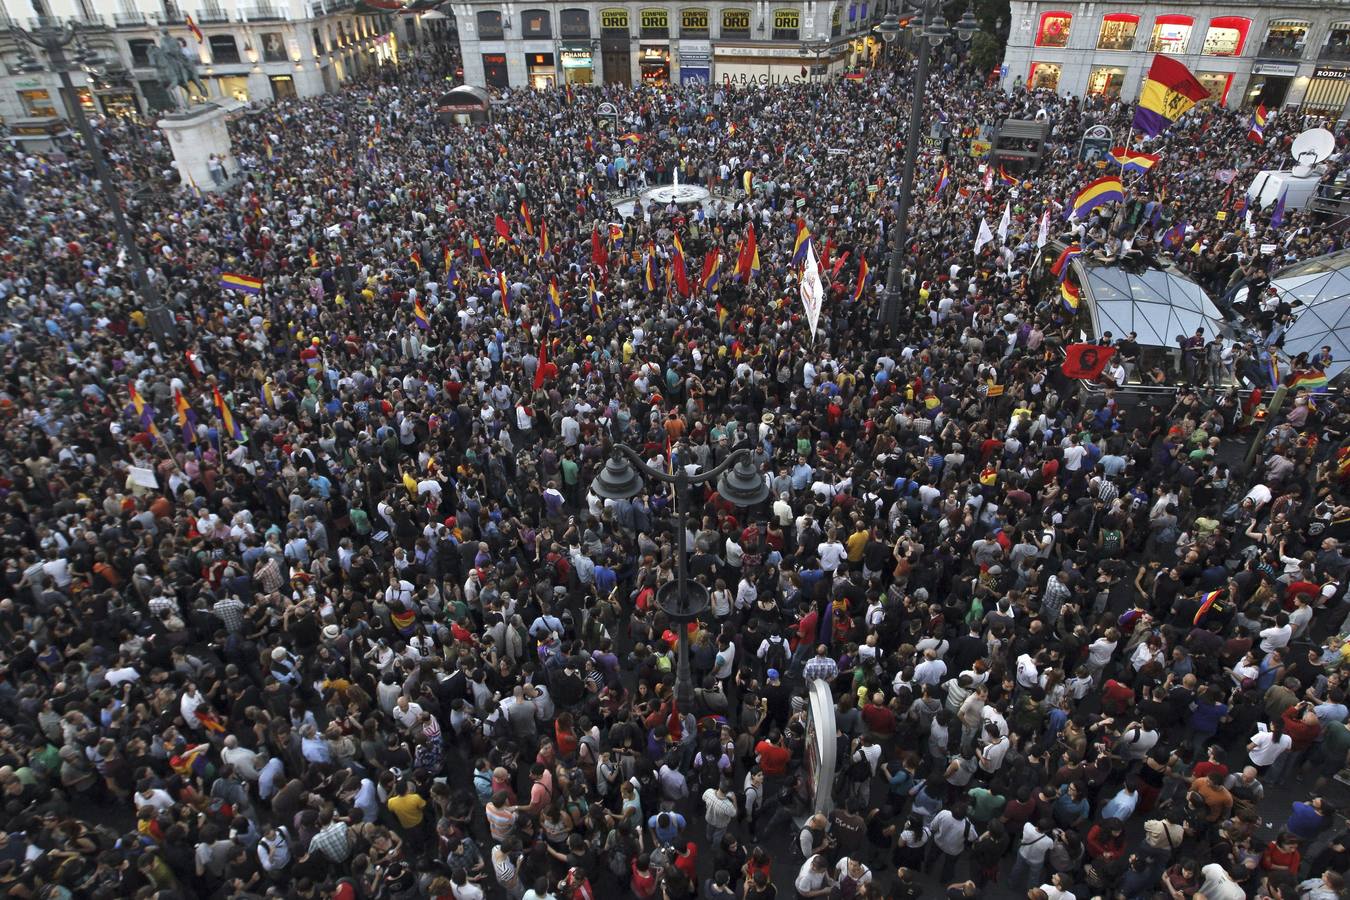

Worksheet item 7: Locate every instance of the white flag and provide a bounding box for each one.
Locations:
[800,239,824,344]
[997,202,1011,245]
[974,217,994,256]
[1036,209,1049,248]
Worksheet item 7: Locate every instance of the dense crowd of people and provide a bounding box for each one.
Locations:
[1,23,1350,900]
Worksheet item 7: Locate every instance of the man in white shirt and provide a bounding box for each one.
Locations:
[817,534,846,573]
[1259,614,1292,653]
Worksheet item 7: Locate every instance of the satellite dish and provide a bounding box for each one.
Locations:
[1291,128,1335,177]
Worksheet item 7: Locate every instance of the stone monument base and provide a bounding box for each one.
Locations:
[157,103,238,193]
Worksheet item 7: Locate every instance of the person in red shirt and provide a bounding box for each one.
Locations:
[1261,833,1301,873]
[755,732,791,777]
[1190,746,1229,782]
[1101,679,1136,716]
[1275,702,1323,783]
[861,694,897,738]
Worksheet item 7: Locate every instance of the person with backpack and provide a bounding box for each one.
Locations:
[758,631,791,678]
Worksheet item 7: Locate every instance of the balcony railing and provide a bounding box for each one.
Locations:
[1321,42,1350,61]
[242,5,288,20]
[197,10,232,23]
[1257,40,1304,59]
[113,12,148,26]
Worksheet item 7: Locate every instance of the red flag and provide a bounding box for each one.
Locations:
[1242,387,1263,419]
[830,251,850,279]
[533,336,556,390]
[494,214,512,242]
[1062,343,1116,380]
[591,225,609,269]
[821,237,834,275]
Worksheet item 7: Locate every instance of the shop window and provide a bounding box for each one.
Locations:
[1096,14,1138,51]
[721,8,750,39]
[1035,11,1071,48]
[482,53,509,88]
[830,4,842,37]
[1202,16,1249,57]
[269,75,296,99]
[681,8,709,38]
[560,9,590,38]
[209,34,240,64]
[477,10,503,40]
[18,88,55,116]
[1195,72,1233,105]
[521,10,551,38]
[772,8,800,41]
[1087,65,1125,98]
[1029,62,1061,91]
[1324,24,1350,61]
[129,38,154,67]
[1260,20,1308,58]
[640,8,669,38]
[1148,15,1193,55]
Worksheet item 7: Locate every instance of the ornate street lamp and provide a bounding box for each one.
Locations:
[591,445,768,707]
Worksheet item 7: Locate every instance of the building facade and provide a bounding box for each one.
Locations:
[1001,1,1350,115]
[0,0,431,123]
[451,0,884,90]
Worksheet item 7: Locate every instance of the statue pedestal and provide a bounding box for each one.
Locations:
[157,103,237,193]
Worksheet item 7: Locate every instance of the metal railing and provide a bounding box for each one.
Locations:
[1320,43,1350,61]
[1256,40,1303,59]
[113,11,148,26]
[197,10,231,23]
[241,5,287,20]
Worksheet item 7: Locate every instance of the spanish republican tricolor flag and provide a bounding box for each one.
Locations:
[735,224,759,283]
[1050,244,1082,283]
[1108,147,1160,175]
[852,257,869,303]
[997,164,1017,187]
[644,247,657,293]
[934,162,949,196]
[212,385,244,441]
[498,271,510,317]
[1132,54,1210,137]
[791,219,811,267]
[470,234,491,270]
[409,249,422,271]
[174,389,197,445]
[413,298,430,330]
[1060,275,1082,313]
[588,274,600,319]
[220,273,263,295]
[539,221,550,259]
[1070,176,1125,219]
[519,201,533,236]
[547,277,564,326]
[1247,104,1269,144]
[702,249,723,294]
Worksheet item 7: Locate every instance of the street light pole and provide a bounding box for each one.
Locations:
[591,444,769,708]
[876,4,978,330]
[13,23,176,345]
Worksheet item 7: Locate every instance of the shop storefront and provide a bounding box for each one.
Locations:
[215,75,251,103]
[640,45,671,83]
[1086,65,1125,99]
[1245,61,1298,109]
[526,52,557,89]
[715,46,808,86]
[482,53,509,88]
[600,7,632,85]
[1303,65,1350,114]
[1028,62,1061,91]
[16,87,56,117]
[561,45,594,85]
[679,40,711,83]
[269,75,297,99]
[1194,71,1233,105]
[96,90,141,117]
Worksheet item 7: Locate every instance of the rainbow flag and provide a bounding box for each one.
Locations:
[1247,104,1268,144]
[791,219,812,267]
[852,258,869,302]
[1132,54,1210,137]
[212,385,243,441]
[220,273,263,295]
[413,299,430,330]
[1290,369,1329,392]
[547,278,564,326]
[934,162,949,196]
[1060,276,1081,313]
[618,132,642,145]
[1071,176,1124,219]
[1108,147,1161,175]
